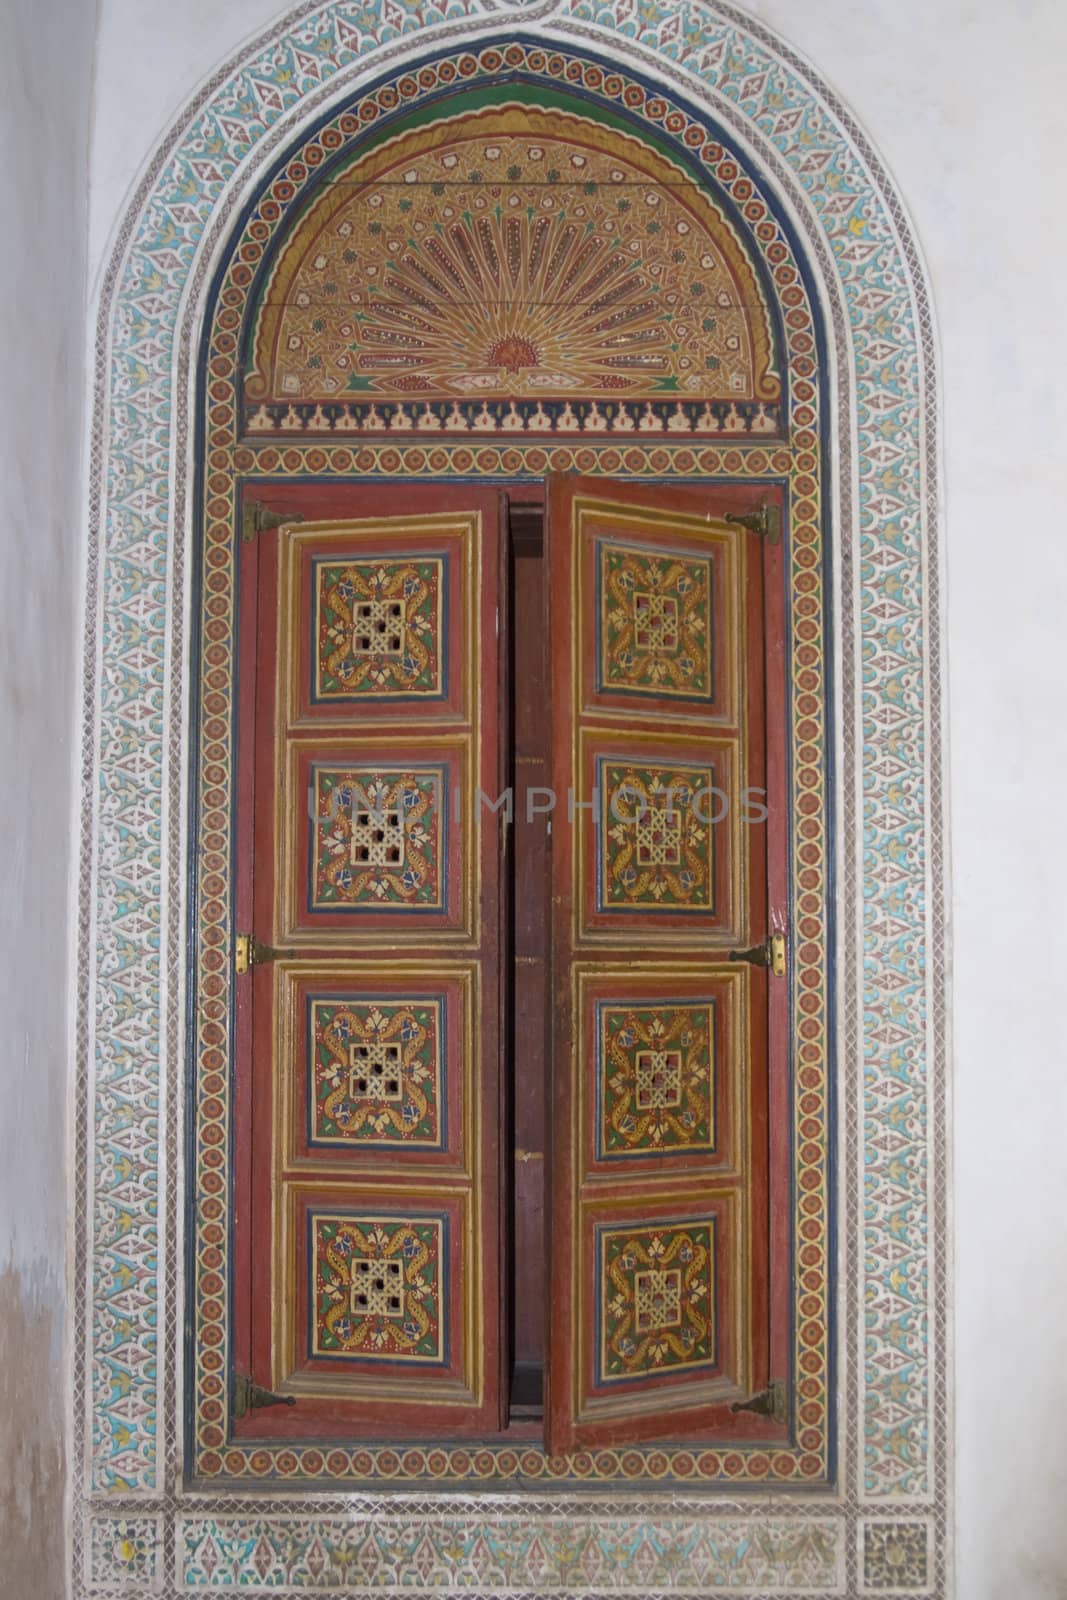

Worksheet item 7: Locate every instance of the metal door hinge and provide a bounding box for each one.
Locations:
[731,1379,788,1425]
[726,500,781,545]
[242,503,303,542]
[232,1372,297,1419]
[728,930,786,977]
[234,933,295,975]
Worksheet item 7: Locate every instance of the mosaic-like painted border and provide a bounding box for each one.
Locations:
[77,0,945,1593]
[190,38,829,1489]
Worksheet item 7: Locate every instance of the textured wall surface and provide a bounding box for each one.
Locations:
[739,7,1067,1596]
[0,0,97,1596]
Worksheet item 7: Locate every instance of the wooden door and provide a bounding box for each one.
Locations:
[544,475,788,1453]
[231,483,506,1439]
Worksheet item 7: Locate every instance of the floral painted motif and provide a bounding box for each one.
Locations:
[313,1214,444,1363]
[599,760,715,911]
[311,766,443,909]
[599,1221,714,1382]
[311,998,442,1146]
[599,1002,715,1155]
[315,556,444,699]
[178,1514,842,1591]
[599,541,712,700]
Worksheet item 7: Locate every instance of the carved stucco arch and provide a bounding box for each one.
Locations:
[77,3,945,1594]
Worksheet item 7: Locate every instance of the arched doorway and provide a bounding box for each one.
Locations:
[190,40,830,1487]
[77,4,945,1590]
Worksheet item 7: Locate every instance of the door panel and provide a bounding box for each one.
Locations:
[545,474,786,1453]
[233,485,505,1439]
[577,729,741,942]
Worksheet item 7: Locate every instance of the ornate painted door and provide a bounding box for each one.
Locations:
[231,483,506,1439]
[544,475,788,1453]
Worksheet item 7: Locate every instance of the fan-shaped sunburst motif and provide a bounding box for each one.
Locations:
[246,107,781,435]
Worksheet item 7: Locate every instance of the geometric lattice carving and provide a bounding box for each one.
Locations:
[599,761,714,912]
[353,597,405,655]
[350,805,405,868]
[633,593,679,652]
[598,542,713,702]
[311,997,443,1148]
[348,1038,403,1100]
[634,1049,683,1110]
[313,1214,444,1364]
[633,1268,682,1331]
[598,1220,714,1383]
[315,556,444,700]
[312,767,443,910]
[350,1258,404,1318]
[599,1002,715,1156]
[633,792,682,867]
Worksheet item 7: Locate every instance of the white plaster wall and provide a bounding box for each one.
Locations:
[86,2,1067,1596]
[0,0,98,1593]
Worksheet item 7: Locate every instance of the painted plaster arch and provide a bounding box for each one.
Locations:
[78,2,945,1594]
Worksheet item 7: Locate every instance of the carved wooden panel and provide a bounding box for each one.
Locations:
[545,474,788,1452]
[233,485,505,1439]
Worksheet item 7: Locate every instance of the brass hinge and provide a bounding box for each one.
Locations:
[232,1372,297,1419]
[728,930,787,977]
[726,500,781,545]
[234,932,295,975]
[731,1378,788,1425]
[242,503,303,542]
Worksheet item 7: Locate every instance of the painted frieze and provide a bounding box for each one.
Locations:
[245,105,782,439]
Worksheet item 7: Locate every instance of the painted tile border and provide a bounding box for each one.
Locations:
[174,1511,845,1591]
[75,0,947,1594]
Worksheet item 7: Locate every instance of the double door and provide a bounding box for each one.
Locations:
[230,475,789,1453]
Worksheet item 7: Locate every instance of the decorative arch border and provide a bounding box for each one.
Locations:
[76,2,946,1596]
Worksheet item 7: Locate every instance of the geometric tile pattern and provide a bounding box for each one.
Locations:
[599,760,715,911]
[312,1214,444,1364]
[76,0,944,1591]
[315,555,444,699]
[311,766,443,909]
[598,540,713,700]
[862,1522,930,1590]
[88,1516,162,1590]
[599,1002,715,1155]
[598,1220,715,1383]
[311,997,443,1146]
